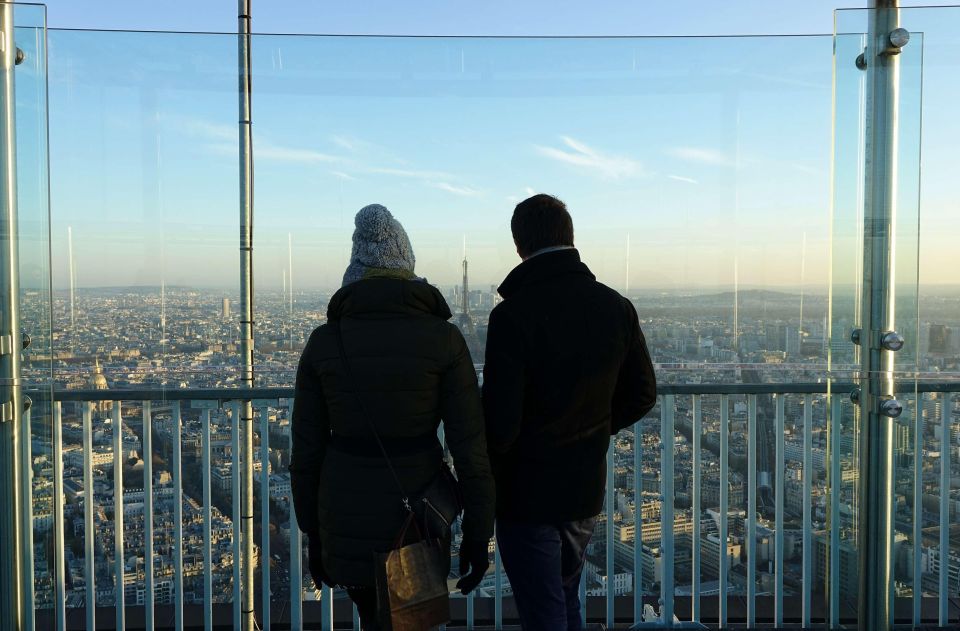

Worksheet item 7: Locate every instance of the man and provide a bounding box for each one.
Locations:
[482,194,657,631]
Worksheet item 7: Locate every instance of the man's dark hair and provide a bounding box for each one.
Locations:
[511,194,574,257]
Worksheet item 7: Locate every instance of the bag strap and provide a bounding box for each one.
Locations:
[334,319,413,513]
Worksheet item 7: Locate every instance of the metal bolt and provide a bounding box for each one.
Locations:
[23,396,31,412]
[880,399,903,418]
[21,332,30,350]
[850,389,861,404]
[880,331,905,352]
[889,28,910,49]
[15,47,24,65]
[851,329,862,345]
[856,52,867,71]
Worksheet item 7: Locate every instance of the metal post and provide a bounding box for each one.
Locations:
[0,2,24,628]
[857,2,906,630]
[238,2,256,630]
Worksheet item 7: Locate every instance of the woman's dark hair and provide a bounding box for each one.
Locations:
[511,194,575,257]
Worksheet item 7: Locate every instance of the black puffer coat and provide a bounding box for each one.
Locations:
[290,278,495,587]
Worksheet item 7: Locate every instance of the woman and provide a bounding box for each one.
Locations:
[290,204,495,629]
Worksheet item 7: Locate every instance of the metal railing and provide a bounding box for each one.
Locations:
[29,381,959,629]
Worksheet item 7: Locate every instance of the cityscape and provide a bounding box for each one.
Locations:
[18,257,960,617]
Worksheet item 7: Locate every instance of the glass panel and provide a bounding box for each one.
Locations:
[44,30,239,615]
[12,1,53,619]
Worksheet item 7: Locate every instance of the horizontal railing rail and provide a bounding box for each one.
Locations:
[31,382,959,630]
[34,380,960,402]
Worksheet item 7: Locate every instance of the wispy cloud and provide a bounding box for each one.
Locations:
[430,182,481,197]
[257,144,341,164]
[534,136,646,179]
[331,171,358,181]
[524,186,536,196]
[367,166,454,180]
[668,174,699,184]
[667,146,734,167]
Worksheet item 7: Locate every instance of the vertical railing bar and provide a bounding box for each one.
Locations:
[53,403,66,631]
[913,397,923,626]
[719,394,729,628]
[495,534,503,630]
[633,419,642,621]
[20,405,34,631]
[321,587,333,630]
[259,405,271,629]
[579,562,587,629]
[692,395,701,623]
[802,394,812,628]
[775,394,785,627]
[352,604,360,630]
[829,395,841,628]
[286,399,302,631]
[112,403,125,630]
[143,402,154,631]
[173,401,183,631]
[747,394,757,628]
[939,394,950,627]
[662,395,675,626]
[232,402,241,630]
[201,405,213,631]
[605,441,615,627]
[82,402,95,631]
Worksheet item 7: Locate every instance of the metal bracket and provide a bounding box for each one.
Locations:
[0,334,11,355]
[879,398,903,418]
[856,51,868,71]
[881,28,910,56]
[880,330,904,351]
[851,329,862,346]
[0,400,12,423]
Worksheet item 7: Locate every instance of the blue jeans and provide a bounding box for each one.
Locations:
[496,517,596,631]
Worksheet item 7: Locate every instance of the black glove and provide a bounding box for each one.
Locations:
[456,538,490,595]
[307,533,335,589]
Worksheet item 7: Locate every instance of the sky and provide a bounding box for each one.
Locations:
[15,1,960,293]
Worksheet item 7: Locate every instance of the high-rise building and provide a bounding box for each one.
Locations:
[222,297,231,320]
